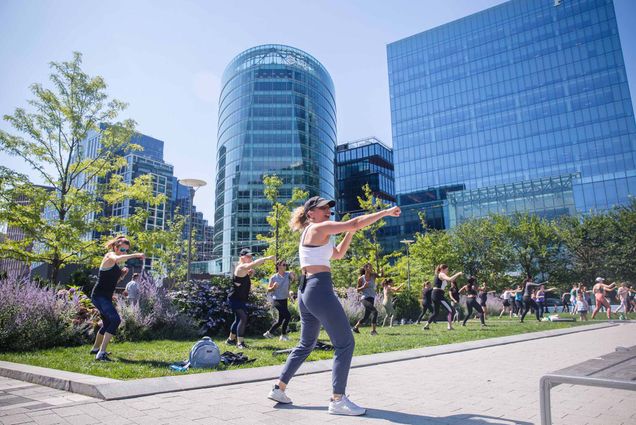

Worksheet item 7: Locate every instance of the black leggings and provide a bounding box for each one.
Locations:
[360,297,378,325]
[230,308,248,337]
[521,296,540,322]
[418,302,434,323]
[427,290,454,325]
[536,300,546,317]
[268,299,291,335]
[463,297,485,325]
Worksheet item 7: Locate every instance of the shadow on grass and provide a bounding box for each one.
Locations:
[115,357,175,368]
[276,404,531,424]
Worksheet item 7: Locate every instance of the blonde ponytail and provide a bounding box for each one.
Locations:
[105,235,129,250]
[290,206,308,232]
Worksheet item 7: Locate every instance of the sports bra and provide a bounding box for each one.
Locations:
[298,224,333,269]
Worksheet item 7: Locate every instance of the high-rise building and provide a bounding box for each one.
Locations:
[336,137,395,218]
[387,0,636,231]
[214,44,337,272]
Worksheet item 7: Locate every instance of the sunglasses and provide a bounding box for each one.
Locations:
[280,263,288,267]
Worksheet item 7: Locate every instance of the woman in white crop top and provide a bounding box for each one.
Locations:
[269,196,400,416]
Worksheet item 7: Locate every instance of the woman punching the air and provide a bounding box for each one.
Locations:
[423,264,461,331]
[382,278,405,327]
[227,248,275,349]
[268,196,400,416]
[590,277,616,320]
[91,236,144,361]
[264,259,295,341]
[352,263,381,335]
[459,276,486,327]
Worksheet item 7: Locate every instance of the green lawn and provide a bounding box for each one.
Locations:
[2,314,627,380]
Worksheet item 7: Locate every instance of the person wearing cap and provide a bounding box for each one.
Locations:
[267,195,400,416]
[226,248,274,349]
[590,277,616,320]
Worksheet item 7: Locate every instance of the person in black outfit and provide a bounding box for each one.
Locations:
[459,277,486,327]
[423,265,461,331]
[90,236,144,361]
[227,248,274,349]
[449,281,461,323]
[416,281,434,324]
[520,277,543,323]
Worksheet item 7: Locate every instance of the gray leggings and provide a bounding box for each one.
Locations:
[279,272,355,394]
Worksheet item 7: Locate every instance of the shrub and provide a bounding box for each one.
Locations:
[393,290,421,322]
[0,276,87,351]
[116,274,197,342]
[172,276,272,336]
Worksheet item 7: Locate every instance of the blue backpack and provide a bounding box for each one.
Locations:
[189,337,221,369]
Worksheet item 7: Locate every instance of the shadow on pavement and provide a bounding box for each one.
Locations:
[276,404,531,424]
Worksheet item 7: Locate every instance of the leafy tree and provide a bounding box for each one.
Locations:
[451,216,512,289]
[498,213,564,284]
[257,176,308,277]
[607,199,636,282]
[0,52,160,283]
[556,214,613,285]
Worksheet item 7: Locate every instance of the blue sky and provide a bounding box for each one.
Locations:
[1,0,635,220]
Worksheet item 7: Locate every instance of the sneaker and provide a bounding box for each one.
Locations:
[422,324,430,330]
[328,395,366,416]
[90,349,111,355]
[225,338,237,345]
[279,334,289,341]
[447,325,454,331]
[268,387,292,404]
[263,331,274,339]
[370,330,378,336]
[95,352,112,362]
[237,342,248,350]
[351,327,360,334]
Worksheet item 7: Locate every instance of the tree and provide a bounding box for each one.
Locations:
[498,213,564,283]
[451,216,512,289]
[556,214,612,285]
[257,177,308,277]
[0,52,158,283]
[263,174,283,260]
[607,199,636,282]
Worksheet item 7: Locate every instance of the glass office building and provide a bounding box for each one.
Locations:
[387,0,636,230]
[336,137,395,218]
[214,45,337,272]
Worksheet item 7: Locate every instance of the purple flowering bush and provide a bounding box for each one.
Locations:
[0,276,89,351]
[116,274,197,341]
[172,276,272,336]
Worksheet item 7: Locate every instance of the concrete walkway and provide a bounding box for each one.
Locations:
[1,323,635,425]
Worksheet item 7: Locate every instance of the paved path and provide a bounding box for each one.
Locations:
[1,323,635,425]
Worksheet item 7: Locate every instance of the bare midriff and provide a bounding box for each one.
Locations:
[303,265,331,276]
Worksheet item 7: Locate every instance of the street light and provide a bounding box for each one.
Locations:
[178,178,207,283]
[400,239,414,290]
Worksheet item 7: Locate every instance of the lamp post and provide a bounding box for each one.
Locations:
[178,179,207,282]
[400,239,414,290]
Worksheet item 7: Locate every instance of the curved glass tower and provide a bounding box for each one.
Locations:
[213,45,336,271]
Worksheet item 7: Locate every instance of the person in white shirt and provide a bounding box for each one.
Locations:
[124,273,140,305]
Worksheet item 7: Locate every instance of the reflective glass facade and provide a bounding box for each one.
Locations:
[214,45,336,272]
[388,0,636,229]
[336,137,395,217]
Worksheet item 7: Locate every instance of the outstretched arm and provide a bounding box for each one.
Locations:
[332,232,355,260]
[314,206,401,235]
[237,255,275,274]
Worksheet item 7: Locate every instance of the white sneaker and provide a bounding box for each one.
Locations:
[268,387,292,404]
[279,334,289,341]
[263,331,274,339]
[328,395,366,416]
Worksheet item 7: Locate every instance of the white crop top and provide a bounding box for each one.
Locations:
[298,224,333,269]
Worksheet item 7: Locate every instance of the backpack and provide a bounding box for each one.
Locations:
[188,337,221,369]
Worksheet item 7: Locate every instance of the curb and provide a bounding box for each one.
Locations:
[0,322,620,400]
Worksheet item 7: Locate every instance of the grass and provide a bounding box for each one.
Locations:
[2,313,629,381]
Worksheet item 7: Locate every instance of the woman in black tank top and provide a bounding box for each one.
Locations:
[459,277,486,327]
[423,264,462,331]
[90,236,144,361]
